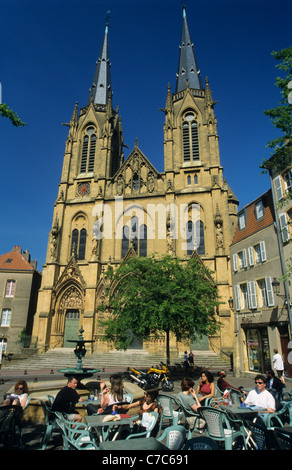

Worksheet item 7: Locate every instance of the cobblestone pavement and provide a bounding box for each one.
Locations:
[1,367,291,450]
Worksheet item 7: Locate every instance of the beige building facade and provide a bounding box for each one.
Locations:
[32,8,238,357]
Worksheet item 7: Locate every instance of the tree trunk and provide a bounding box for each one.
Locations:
[165,329,170,366]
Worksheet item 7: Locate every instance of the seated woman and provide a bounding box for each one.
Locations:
[217,370,247,395]
[87,374,128,415]
[196,371,215,404]
[3,379,29,408]
[114,389,161,416]
[177,377,201,429]
[114,389,161,437]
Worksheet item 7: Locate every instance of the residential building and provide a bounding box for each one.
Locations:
[230,190,292,376]
[0,246,41,360]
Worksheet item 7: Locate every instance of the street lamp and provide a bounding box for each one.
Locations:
[228,297,234,310]
[272,278,281,296]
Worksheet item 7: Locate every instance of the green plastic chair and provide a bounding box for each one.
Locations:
[56,414,99,450]
[157,425,186,450]
[157,394,184,436]
[124,393,134,404]
[39,399,60,450]
[125,411,159,439]
[198,406,247,450]
[184,436,219,450]
[262,401,292,428]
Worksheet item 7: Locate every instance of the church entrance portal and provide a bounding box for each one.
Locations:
[63,309,80,347]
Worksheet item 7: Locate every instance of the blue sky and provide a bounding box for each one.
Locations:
[1,0,291,271]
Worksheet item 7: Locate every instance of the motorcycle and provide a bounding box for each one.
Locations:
[129,362,174,392]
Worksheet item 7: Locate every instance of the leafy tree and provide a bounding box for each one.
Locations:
[98,254,221,365]
[262,46,292,171]
[0,103,26,127]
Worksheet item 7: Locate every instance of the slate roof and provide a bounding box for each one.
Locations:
[176,6,203,92]
[231,189,275,245]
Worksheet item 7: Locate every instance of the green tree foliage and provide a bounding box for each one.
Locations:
[0,103,26,127]
[261,46,292,171]
[99,254,221,364]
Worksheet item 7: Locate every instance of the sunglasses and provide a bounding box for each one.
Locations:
[255,381,264,384]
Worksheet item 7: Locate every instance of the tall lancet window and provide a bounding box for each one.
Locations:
[121,217,147,258]
[80,126,96,173]
[182,112,199,163]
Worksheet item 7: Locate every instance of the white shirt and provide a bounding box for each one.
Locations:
[273,353,284,370]
[244,389,275,411]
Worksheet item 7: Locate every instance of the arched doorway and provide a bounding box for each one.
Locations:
[63,309,80,347]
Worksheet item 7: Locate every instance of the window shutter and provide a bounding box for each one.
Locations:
[275,175,283,201]
[234,285,241,311]
[265,276,275,307]
[247,281,257,309]
[248,247,254,266]
[279,213,290,242]
[242,249,247,268]
[233,253,238,272]
[260,241,267,262]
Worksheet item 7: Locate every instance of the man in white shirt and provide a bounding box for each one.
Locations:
[272,349,284,378]
[244,375,275,413]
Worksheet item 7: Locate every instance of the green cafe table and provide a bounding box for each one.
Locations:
[85,414,139,442]
[99,436,168,451]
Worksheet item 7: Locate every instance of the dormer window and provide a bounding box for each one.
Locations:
[182,112,199,162]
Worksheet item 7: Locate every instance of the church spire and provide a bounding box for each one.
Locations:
[88,14,112,106]
[176,5,203,93]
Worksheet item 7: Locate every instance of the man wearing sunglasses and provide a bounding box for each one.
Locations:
[244,374,275,414]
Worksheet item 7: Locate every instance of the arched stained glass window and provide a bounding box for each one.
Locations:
[70,228,87,260]
[121,217,147,258]
[186,220,205,255]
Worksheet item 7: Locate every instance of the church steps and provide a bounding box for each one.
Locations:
[2,349,231,371]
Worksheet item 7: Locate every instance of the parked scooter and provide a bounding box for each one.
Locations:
[129,362,174,391]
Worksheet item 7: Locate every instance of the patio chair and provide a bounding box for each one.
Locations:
[157,394,184,436]
[47,395,55,406]
[262,401,292,428]
[0,405,23,448]
[176,396,204,439]
[23,395,31,410]
[124,393,134,403]
[157,425,186,450]
[184,436,219,450]
[244,421,279,450]
[56,414,99,450]
[125,411,159,440]
[39,399,60,450]
[273,428,292,450]
[227,388,244,405]
[281,390,292,402]
[198,406,247,450]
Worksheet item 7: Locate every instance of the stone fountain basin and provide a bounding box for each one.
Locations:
[5,379,144,423]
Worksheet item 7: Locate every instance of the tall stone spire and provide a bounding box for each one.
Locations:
[176,5,203,93]
[88,15,112,105]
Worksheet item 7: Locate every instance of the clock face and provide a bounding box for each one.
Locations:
[78,182,90,196]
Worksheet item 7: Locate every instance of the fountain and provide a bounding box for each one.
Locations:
[58,327,100,388]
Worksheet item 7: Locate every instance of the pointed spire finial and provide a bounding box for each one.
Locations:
[88,14,112,106]
[176,4,203,93]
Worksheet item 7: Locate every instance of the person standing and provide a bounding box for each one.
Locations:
[188,350,194,369]
[272,349,285,382]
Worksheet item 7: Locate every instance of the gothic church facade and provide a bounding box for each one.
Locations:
[32,7,238,357]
